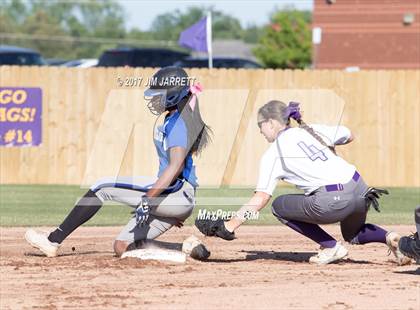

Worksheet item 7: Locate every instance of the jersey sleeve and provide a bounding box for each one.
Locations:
[255,148,284,196]
[165,116,188,149]
[311,124,352,146]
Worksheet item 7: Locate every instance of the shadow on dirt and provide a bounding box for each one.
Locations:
[24,250,113,257]
[393,268,420,276]
[206,250,316,263]
[206,250,374,264]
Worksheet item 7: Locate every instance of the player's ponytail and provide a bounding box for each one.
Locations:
[286,102,335,153]
[295,118,334,151]
[177,83,212,156]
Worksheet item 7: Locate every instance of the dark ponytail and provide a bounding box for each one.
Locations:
[295,118,335,153]
[177,94,212,156]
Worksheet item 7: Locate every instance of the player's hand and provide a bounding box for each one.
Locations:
[135,196,151,226]
[195,217,235,241]
[364,187,389,212]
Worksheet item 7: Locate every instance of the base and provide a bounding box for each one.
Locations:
[121,248,187,263]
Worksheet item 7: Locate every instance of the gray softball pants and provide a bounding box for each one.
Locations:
[90,176,195,243]
[271,173,370,242]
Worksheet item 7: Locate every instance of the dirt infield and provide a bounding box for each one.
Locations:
[1,226,419,310]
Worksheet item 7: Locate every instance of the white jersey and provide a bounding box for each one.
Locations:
[256,124,356,195]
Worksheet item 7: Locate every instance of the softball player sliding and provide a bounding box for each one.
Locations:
[196,100,411,265]
[25,67,212,257]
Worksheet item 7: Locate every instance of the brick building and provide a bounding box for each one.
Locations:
[312,0,420,69]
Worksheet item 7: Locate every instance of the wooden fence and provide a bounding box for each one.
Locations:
[0,67,419,187]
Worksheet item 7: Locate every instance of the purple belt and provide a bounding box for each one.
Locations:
[325,171,360,192]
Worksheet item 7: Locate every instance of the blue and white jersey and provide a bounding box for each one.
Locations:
[154,111,198,187]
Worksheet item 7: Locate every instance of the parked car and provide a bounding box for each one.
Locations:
[0,45,46,66]
[97,47,189,68]
[173,57,262,69]
[61,59,98,68]
[45,58,70,66]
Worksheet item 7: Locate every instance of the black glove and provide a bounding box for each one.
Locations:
[195,218,235,241]
[364,187,389,212]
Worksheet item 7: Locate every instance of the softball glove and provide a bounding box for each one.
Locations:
[195,218,235,241]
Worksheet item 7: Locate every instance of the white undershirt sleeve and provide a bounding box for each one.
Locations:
[255,149,284,196]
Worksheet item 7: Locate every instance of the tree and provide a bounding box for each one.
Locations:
[75,0,126,57]
[20,9,71,58]
[150,7,244,41]
[254,10,312,69]
[0,0,26,44]
[1,0,27,24]
[0,0,126,59]
[242,24,264,44]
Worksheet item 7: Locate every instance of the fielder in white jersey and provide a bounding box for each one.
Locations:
[196,100,412,265]
[256,123,355,195]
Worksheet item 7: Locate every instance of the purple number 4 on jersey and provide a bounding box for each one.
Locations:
[297,141,328,161]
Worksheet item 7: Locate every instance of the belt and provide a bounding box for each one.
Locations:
[325,171,360,192]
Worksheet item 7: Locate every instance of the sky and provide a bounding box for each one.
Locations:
[118,0,313,31]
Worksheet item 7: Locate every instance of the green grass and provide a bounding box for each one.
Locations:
[0,185,418,226]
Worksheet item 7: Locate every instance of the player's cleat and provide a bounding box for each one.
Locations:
[309,242,348,265]
[385,231,412,265]
[398,233,420,263]
[25,229,60,257]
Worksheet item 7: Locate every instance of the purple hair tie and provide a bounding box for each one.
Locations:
[287,101,301,121]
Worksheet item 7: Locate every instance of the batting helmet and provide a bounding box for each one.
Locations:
[144,66,191,115]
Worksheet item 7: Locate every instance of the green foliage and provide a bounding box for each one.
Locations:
[0,0,126,59]
[151,6,244,41]
[20,10,71,59]
[242,25,265,44]
[0,1,310,63]
[254,10,312,69]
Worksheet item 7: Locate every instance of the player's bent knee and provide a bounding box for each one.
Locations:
[271,204,280,218]
[113,240,129,257]
[271,204,286,222]
[271,197,285,218]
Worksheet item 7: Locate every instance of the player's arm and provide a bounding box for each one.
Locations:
[224,191,271,232]
[195,190,272,240]
[146,146,186,198]
[135,146,185,227]
[195,150,280,239]
[224,150,280,232]
[311,124,354,146]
